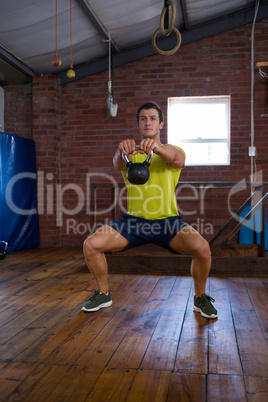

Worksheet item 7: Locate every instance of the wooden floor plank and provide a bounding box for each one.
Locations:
[173,286,209,374]
[141,276,192,371]
[209,276,243,375]
[45,366,104,402]
[228,277,268,377]
[244,375,268,402]
[243,276,268,341]
[107,333,151,369]
[0,271,90,334]
[124,276,178,338]
[0,285,90,362]
[75,276,169,367]
[0,272,88,334]
[46,288,149,367]
[0,259,86,314]
[207,374,247,402]
[14,364,70,401]
[0,362,38,401]
[17,311,97,365]
[126,369,171,402]
[0,247,267,401]
[40,275,144,367]
[85,368,137,402]
[167,373,206,402]
[16,274,135,364]
[260,276,268,292]
[106,276,166,369]
[0,262,40,284]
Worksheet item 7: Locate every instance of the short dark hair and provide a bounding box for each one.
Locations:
[137,102,164,123]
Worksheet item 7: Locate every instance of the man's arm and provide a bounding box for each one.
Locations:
[155,144,185,168]
[113,139,137,171]
[139,139,185,169]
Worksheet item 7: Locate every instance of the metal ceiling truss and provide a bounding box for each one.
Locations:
[57,3,268,84]
[0,46,36,79]
[179,0,190,30]
[75,0,120,52]
[0,2,267,86]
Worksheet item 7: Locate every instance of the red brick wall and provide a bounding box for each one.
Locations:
[31,76,62,245]
[4,85,32,138]
[4,20,268,247]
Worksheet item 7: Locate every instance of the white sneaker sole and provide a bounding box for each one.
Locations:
[193,305,218,319]
[81,300,112,312]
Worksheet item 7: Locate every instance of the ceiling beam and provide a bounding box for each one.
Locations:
[0,46,36,79]
[179,0,190,30]
[57,3,268,85]
[76,0,119,52]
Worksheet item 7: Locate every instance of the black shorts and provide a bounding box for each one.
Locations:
[106,213,188,250]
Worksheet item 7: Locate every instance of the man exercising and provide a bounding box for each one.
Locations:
[82,101,217,319]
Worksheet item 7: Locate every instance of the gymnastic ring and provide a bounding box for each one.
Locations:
[152,26,182,56]
[160,0,176,36]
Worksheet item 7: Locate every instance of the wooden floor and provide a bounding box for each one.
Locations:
[0,247,267,402]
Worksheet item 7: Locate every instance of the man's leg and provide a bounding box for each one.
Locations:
[168,225,217,318]
[83,224,129,294]
[168,225,211,297]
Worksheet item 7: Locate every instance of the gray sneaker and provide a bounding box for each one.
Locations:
[193,294,218,319]
[81,289,112,312]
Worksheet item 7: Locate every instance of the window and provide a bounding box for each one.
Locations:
[168,96,230,166]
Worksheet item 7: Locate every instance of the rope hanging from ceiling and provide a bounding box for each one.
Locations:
[67,0,75,78]
[52,0,62,67]
[107,34,118,117]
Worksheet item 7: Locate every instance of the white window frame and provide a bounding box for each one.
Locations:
[167,95,231,166]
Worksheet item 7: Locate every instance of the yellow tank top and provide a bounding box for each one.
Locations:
[121,147,185,219]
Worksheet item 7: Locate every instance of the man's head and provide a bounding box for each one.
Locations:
[137,102,164,123]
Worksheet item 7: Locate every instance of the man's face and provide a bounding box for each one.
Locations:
[138,108,164,138]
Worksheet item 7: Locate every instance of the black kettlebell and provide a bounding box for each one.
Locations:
[122,146,153,185]
[0,241,8,260]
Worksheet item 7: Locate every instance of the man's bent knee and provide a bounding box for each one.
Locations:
[83,235,97,256]
[195,238,211,260]
[83,224,128,255]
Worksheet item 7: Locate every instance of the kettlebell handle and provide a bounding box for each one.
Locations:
[0,241,8,251]
[122,145,153,165]
[0,241,8,260]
